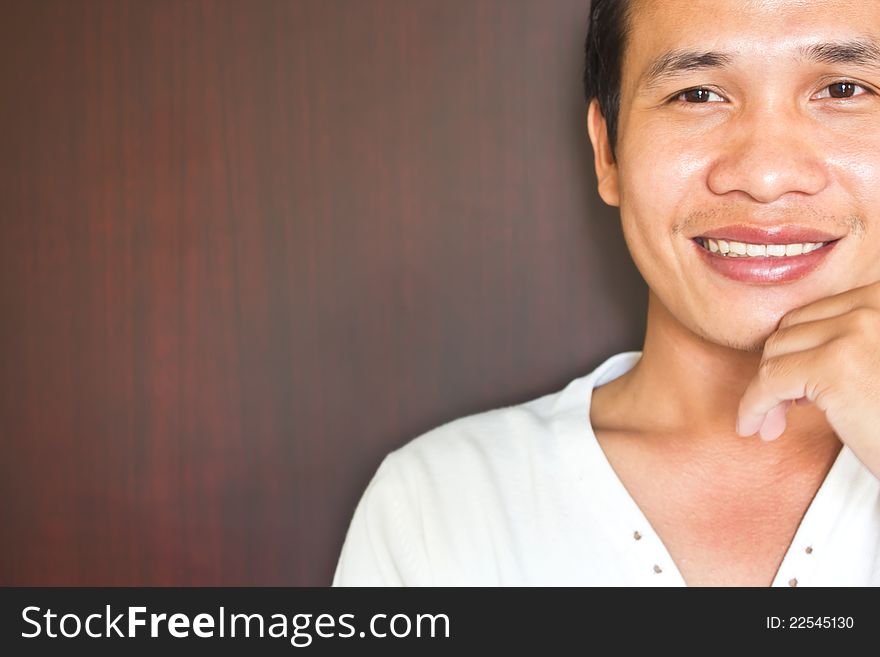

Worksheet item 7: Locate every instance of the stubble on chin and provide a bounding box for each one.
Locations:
[721,335,766,354]
[692,321,770,355]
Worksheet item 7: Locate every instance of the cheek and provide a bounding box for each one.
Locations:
[827,152,880,212]
[618,121,714,220]
[616,128,714,274]
[820,133,880,276]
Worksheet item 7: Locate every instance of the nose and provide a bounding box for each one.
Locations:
[706,110,829,203]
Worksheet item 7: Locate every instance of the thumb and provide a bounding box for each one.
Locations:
[757,400,793,442]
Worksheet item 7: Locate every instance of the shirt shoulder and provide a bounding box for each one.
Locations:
[387,349,642,486]
[332,351,642,586]
[388,384,569,483]
[332,386,575,586]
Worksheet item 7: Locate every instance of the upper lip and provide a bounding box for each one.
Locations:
[692,224,843,244]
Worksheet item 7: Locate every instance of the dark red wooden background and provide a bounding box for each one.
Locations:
[0,0,645,585]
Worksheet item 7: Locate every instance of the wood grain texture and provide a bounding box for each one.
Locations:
[0,0,646,585]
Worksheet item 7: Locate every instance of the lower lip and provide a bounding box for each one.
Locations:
[692,239,841,284]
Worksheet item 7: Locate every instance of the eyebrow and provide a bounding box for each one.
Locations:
[638,38,880,91]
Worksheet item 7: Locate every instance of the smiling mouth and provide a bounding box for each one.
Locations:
[693,236,842,257]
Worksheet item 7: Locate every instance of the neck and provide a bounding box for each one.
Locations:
[594,289,841,468]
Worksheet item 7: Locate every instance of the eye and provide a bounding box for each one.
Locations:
[813,81,872,100]
[673,87,725,103]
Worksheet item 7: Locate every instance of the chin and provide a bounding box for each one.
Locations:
[694,320,775,354]
[652,288,787,355]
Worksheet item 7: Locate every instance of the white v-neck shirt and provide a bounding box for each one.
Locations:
[332,351,880,586]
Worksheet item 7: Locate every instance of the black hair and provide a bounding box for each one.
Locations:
[583,0,632,161]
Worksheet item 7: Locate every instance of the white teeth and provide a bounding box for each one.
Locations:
[698,238,830,257]
[746,243,766,257]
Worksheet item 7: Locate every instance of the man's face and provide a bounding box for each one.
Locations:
[590,0,880,353]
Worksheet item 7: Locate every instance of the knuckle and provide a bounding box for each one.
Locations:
[827,335,856,369]
[818,339,855,382]
[849,306,878,334]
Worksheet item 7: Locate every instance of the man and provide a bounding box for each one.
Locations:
[333,0,880,586]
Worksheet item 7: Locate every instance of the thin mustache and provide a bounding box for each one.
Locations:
[672,210,866,239]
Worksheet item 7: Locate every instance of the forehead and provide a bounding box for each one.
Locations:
[624,0,880,72]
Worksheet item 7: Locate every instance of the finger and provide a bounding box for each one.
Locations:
[736,347,830,437]
[762,316,841,359]
[795,396,811,406]
[777,282,878,330]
